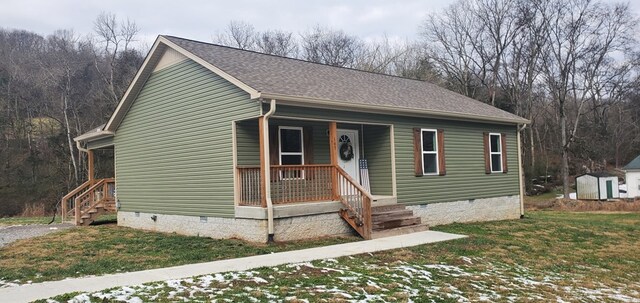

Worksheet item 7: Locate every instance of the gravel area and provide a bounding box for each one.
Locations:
[0,224,73,248]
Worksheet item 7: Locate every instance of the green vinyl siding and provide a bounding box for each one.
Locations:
[114,59,260,217]
[235,120,260,166]
[362,125,393,195]
[273,105,520,205]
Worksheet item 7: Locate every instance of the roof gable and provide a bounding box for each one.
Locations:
[624,155,640,170]
[103,36,259,132]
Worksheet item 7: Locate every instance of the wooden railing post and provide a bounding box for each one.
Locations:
[61,198,66,223]
[74,196,81,225]
[329,121,339,200]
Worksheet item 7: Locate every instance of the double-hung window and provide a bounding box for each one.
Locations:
[413,128,446,176]
[489,133,502,173]
[421,129,439,175]
[278,126,304,178]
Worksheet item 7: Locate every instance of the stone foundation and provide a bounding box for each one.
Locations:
[117,195,520,243]
[273,213,355,242]
[117,212,268,243]
[407,195,521,226]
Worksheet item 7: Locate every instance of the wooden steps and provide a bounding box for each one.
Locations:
[370,204,428,238]
[62,178,116,226]
[78,203,113,226]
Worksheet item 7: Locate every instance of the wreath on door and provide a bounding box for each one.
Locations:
[339,141,354,161]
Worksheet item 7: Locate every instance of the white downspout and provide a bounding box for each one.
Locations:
[263,99,276,241]
[517,124,527,218]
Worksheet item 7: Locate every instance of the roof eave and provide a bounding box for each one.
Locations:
[74,131,114,142]
[258,93,531,125]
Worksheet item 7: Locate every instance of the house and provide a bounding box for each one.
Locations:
[63,35,529,243]
[623,155,640,199]
[576,172,619,200]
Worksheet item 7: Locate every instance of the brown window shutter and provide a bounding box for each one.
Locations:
[413,128,423,176]
[483,132,491,174]
[501,133,508,173]
[437,129,446,176]
[269,126,279,165]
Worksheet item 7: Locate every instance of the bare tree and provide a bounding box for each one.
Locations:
[355,36,411,74]
[255,30,298,57]
[540,0,636,198]
[498,0,550,170]
[93,12,139,104]
[391,43,441,82]
[421,0,482,97]
[214,21,257,50]
[300,26,364,67]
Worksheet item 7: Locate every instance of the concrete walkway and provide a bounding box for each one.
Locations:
[1,230,466,302]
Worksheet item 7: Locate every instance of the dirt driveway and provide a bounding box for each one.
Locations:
[0,224,73,248]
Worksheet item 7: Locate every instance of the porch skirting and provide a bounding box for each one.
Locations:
[117,195,520,243]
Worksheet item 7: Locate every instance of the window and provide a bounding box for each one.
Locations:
[413,128,446,176]
[489,133,502,173]
[278,126,304,178]
[421,129,439,175]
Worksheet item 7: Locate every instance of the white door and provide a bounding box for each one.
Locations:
[337,129,360,183]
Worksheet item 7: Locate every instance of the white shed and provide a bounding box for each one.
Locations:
[576,172,619,200]
[623,155,640,199]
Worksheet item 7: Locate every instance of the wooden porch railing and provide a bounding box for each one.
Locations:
[335,166,373,239]
[237,166,262,206]
[61,178,115,225]
[237,165,334,205]
[270,164,334,204]
[236,164,372,239]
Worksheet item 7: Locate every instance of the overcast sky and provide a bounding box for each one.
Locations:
[2,0,638,49]
[0,0,456,48]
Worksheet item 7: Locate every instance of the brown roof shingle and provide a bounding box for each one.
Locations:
[164,35,528,124]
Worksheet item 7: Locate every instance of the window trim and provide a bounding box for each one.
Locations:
[278,126,305,179]
[420,128,439,176]
[489,132,503,173]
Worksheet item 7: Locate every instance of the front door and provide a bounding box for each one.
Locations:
[606,180,613,199]
[337,129,360,183]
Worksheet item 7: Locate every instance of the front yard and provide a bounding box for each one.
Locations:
[0,224,357,287]
[37,211,640,302]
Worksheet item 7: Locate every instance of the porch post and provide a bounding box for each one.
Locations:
[259,116,267,207]
[329,121,339,199]
[87,149,95,184]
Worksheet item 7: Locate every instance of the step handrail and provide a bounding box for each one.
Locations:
[61,180,92,223]
[74,178,116,225]
[335,165,373,239]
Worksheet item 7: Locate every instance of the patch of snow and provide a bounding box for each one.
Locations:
[68,293,92,303]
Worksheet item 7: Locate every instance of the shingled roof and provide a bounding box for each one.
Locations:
[162,36,528,124]
[624,155,640,170]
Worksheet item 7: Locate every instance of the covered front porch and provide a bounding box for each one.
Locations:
[233,116,396,239]
[61,128,116,226]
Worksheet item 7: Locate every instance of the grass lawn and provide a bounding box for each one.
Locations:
[0,224,357,286]
[40,211,640,302]
[0,216,61,226]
